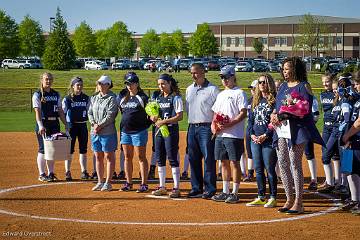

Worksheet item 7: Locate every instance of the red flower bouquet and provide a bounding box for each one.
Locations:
[211,113,230,139]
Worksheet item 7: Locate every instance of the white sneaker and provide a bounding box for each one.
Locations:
[92,182,104,191]
[101,182,113,191]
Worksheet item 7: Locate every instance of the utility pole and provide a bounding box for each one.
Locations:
[49,17,55,33]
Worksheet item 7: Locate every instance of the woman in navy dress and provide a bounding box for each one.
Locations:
[270,57,323,214]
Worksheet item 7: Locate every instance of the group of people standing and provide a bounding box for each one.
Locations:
[32,56,360,215]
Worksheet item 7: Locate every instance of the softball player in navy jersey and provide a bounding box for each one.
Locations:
[151,73,183,198]
[33,72,67,182]
[319,75,353,194]
[304,95,320,190]
[318,73,336,190]
[118,72,150,193]
[342,71,360,213]
[62,77,90,181]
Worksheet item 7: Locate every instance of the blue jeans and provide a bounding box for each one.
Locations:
[251,140,277,198]
[187,124,216,193]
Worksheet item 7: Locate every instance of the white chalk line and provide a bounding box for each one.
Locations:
[0,182,341,226]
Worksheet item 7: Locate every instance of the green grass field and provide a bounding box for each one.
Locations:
[0,69,325,132]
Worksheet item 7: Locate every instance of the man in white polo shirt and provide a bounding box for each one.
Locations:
[186,62,220,199]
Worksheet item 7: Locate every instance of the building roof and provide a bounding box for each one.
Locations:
[209,15,360,25]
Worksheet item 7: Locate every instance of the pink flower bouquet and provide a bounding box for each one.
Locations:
[279,90,309,118]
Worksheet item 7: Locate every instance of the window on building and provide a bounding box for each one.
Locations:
[258,37,268,45]
[239,37,245,46]
[231,37,235,45]
[262,37,268,45]
[235,37,239,47]
[280,37,287,46]
[336,36,342,44]
[222,38,227,46]
[319,37,324,45]
[328,37,333,44]
[275,37,281,45]
[226,37,231,47]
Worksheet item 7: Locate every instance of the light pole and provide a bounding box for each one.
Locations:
[316,26,319,58]
[335,27,338,58]
[49,17,55,33]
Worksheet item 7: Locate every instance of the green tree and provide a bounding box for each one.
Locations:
[42,7,76,70]
[0,10,20,59]
[94,29,107,58]
[293,14,329,57]
[72,21,96,57]
[172,29,188,57]
[189,23,218,57]
[105,21,136,58]
[159,32,176,57]
[252,38,264,55]
[140,29,161,57]
[18,15,45,57]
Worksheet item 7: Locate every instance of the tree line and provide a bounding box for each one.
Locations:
[0,7,218,70]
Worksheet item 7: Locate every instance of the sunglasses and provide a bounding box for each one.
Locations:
[220,75,232,80]
[258,80,266,85]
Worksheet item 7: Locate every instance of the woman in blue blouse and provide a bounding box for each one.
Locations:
[270,57,323,214]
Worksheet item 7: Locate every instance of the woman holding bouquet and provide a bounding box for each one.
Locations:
[150,73,183,198]
[270,57,323,214]
[118,72,150,193]
[246,73,278,208]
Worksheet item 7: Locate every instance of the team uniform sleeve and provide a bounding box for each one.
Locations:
[62,98,68,113]
[173,96,183,113]
[32,92,41,109]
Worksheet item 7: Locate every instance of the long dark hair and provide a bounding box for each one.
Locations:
[281,57,308,82]
[158,73,181,96]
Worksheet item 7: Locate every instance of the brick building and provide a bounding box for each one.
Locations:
[208,15,360,59]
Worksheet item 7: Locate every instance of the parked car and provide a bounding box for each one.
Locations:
[84,60,108,70]
[143,60,158,70]
[267,62,280,72]
[23,59,43,69]
[207,60,220,70]
[128,60,141,70]
[179,59,192,70]
[252,62,268,72]
[1,59,31,69]
[111,59,130,70]
[235,61,252,72]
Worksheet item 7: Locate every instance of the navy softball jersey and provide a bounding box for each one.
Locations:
[320,90,335,124]
[154,93,183,167]
[33,89,61,121]
[63,93,89,124]
[118,91,150,134]
[348,99,360,175]
[32,89,62,153]
[62,93,90,154]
